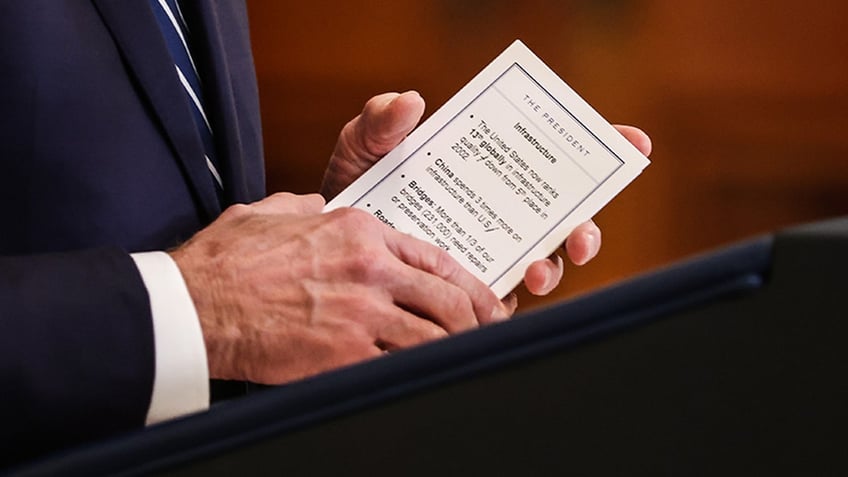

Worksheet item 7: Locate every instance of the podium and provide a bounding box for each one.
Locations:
[10,217,848,476]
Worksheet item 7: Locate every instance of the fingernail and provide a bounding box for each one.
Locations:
[490,303,511,322]
[543,255,563,292]
[586,231,600,259]
[576,232,598,266]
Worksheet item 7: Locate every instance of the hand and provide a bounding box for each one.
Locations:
[170,193,509,384]
[521,125,653,296]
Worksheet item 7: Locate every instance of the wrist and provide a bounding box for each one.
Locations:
[169,247,240,381]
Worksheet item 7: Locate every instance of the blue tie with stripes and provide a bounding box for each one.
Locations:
[149,0,224,192]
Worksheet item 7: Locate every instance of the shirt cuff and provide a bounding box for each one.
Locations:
[131,251,210,425]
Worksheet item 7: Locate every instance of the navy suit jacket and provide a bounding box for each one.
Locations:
[0,0,265,465]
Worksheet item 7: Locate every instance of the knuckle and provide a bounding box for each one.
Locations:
[424,324,450,342]
[269,191,296,201]
[221,203,251,220]
[343,116,360,136]
[304,193,327,209]
[328,206,368,227]
[335,119,361,153]
[274,191,325,213]
[322,208,395,283]
[328,208,386,241]
[344,251,389,283]
[428,246,460,280]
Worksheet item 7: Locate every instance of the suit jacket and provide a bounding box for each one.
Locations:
[0,0,265,466]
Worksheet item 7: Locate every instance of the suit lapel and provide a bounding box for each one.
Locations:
[91,0,222,220]
[182,0,266,205]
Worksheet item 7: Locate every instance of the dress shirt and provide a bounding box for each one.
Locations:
[131,252,209,424]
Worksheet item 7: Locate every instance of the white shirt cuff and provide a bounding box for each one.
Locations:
[131,251,210,425]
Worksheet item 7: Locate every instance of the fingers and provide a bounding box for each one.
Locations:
[382,226,510,327]
[314,287,451,353]
[565,220,602,266]
[524,254,564,296]
[386,268,477,333]
[517,125,646,297]
[523,219,601,295]
[374,310,450,351]
[613,125,652,157]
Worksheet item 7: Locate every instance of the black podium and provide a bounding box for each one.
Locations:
[9,217,848,476]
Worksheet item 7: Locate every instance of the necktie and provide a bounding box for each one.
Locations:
[149,0,224,191]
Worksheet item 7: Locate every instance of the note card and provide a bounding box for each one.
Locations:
[326,40,650,298]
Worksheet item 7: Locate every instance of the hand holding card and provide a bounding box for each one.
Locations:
[326,40,650,298]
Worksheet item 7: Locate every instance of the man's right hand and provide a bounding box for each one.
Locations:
[170,192,511,385]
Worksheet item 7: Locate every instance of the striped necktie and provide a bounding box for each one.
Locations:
[149,0,224,192]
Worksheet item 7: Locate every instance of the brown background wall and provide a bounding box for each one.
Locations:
[245,0,848,312]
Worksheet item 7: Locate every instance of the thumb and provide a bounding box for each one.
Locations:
[322,91,426,198]
[352,90,426,159]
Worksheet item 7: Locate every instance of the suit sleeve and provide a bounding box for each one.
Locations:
[0,248,155,466]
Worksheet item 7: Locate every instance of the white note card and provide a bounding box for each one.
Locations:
[326,40,650,298]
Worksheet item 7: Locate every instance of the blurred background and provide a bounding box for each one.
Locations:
[245,0,848,311]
